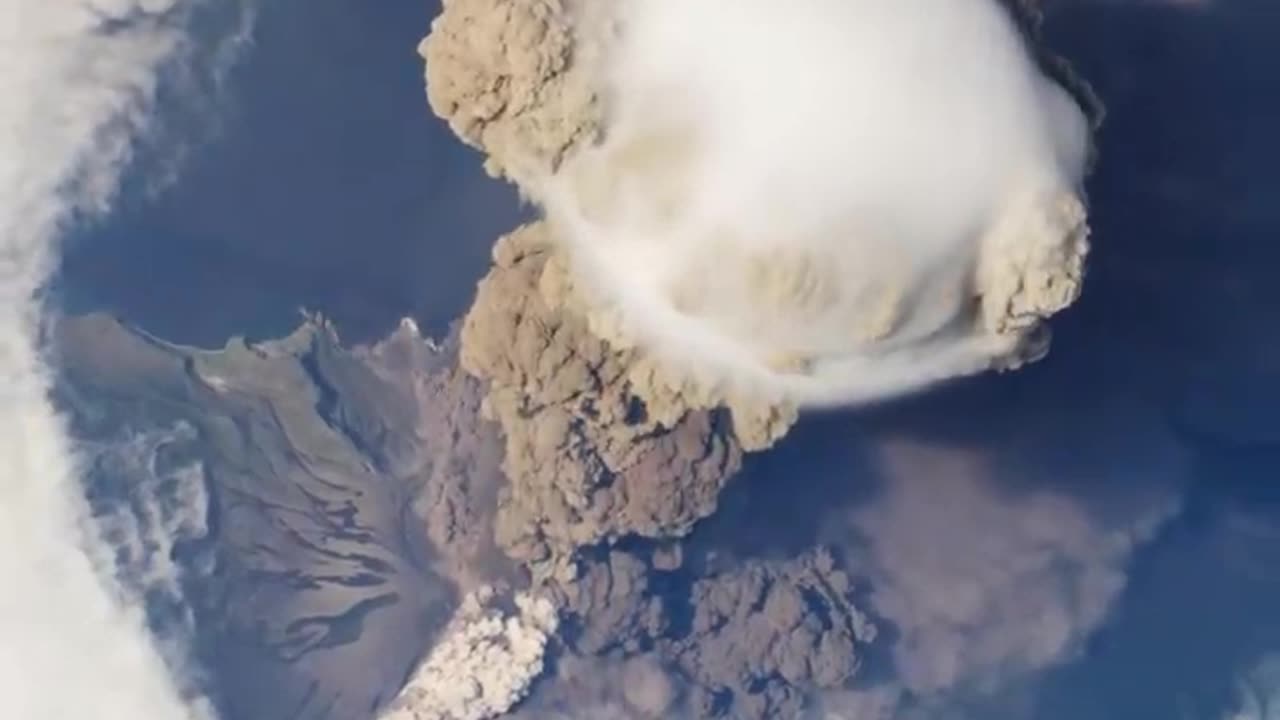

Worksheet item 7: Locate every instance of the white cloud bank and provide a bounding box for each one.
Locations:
[541,0,1091,408]
[0,1,233,717]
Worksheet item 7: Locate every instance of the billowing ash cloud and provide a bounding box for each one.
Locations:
[415,2,1108,715]
[0,1,245,717]
[540,0,1092,408]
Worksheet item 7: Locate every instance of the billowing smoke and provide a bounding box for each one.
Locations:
[540,0,1091,408]
[0,1,243,717]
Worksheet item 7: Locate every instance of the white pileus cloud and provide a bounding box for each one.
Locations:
[541,0,1091,409]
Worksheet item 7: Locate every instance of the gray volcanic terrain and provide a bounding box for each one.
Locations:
[57,313,501,719]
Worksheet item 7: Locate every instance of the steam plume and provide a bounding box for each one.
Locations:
[384,588,559,720]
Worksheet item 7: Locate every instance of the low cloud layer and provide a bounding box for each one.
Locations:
[0,1,244,717]
[540,0,1091,408]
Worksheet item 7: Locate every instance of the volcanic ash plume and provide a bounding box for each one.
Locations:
[538,0,1092,408]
